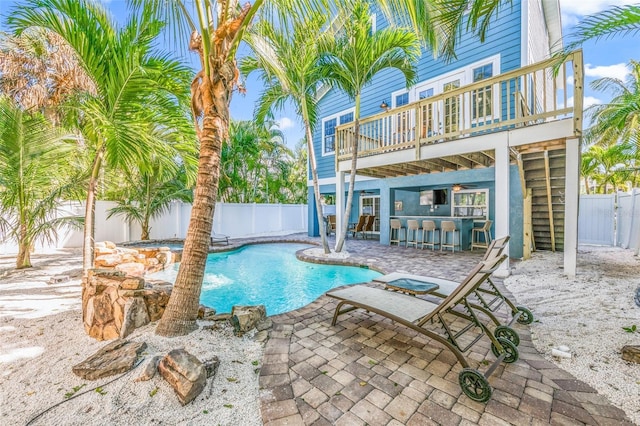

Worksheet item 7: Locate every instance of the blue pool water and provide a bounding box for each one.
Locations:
[148,243,381,316]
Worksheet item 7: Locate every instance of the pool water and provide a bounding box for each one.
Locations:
[148,243,381,316]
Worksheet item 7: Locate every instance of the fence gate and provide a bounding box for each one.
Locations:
[617,189,640,250]
[578,194,616,246]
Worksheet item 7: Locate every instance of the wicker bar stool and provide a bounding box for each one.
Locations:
[440,220,461,252]
[421,220,439,250]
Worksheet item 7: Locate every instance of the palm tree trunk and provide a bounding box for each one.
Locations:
[305,121,330,254]
[16,223,31,269]
[335,97,361,252]
[82,146,105,275]
[584,177,591,194]
[156,63,233,337]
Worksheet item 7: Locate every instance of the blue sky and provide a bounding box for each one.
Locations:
[1,0,638,147]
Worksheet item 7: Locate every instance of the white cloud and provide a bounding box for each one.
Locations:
[560,0,631,17]
[276,117,295,130]
[585,63,630,80]
[568,95,601,108]
[566,76,574,87]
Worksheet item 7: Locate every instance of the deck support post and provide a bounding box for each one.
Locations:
[494,141,510,277]
[564,137,580,278]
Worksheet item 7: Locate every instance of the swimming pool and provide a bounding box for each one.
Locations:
[148,243,381,316]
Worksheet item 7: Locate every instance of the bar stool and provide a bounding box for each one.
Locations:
[471,219,493,250]
[421,220,439,250]
[389,219,406,246]
[406,219,420,248]
[440,220,461,252]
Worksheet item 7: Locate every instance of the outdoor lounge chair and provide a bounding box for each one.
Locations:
[210,232,229,245]
[348,215,368,239]
[373,236,534,341]
[327,254,516,402]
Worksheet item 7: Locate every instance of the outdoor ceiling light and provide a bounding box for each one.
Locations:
[452,184,462,192]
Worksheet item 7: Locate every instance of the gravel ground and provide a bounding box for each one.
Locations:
[506,245,640,425]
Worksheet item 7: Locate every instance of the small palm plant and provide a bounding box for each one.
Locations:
[0,97,80,268]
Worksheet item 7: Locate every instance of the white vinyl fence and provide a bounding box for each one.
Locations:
[0,201,307,254]
[578,190,640,250]
[617,189,640,250]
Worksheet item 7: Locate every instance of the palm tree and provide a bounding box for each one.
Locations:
[318,0,420,252]
[562,4,640,54]
[107,162,196,240]
[586,60,640,148]
[120,0,508,337]
[9,0,195,274]
[241,13,332,253]
[0,97,79,268]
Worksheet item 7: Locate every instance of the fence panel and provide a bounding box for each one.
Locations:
[578,194,615,246]
[617,189,640,250]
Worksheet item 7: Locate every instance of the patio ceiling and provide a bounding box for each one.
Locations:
[354,150,498,178]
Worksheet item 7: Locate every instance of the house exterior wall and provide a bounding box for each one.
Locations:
[307,0,556,260]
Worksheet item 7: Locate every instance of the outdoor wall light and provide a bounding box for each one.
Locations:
[380,100,390,111]
[452,184,462,192]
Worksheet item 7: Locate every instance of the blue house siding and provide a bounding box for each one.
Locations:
[309,2,530,259]
[314,2,523,181]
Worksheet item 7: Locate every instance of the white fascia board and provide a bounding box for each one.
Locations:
[541,0,563,53]
[307,175,378,187]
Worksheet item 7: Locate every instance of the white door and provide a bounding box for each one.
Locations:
[360,195,380,232]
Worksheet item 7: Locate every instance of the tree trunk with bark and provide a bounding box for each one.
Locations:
[156,61,235,337]
[16,223,31,269]
[305,121,330,254]
[82,147,105,275]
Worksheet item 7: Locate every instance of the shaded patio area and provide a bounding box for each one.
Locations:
[257,236,632,425]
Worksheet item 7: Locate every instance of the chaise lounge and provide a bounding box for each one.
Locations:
[326,254,517,402]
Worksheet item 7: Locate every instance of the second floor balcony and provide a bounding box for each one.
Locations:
[335,51,583,175]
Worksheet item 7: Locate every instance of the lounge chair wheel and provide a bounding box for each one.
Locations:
[459,368,492,403]
[494,325,520,346]
[515,306,534,324]
[491,337,519,364]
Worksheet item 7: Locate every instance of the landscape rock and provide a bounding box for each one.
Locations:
[94,246,115,255]
[158,349,207,405]
[203,356,220,378]
[120,277,145,291]
[622,345,640,364]
[143,289,171,322]
[230,305,267,335]
[634,286,640,307]
[104,241,117,249]
[120,297,150,338]
[136,356,161,382]
[198,305,217,320]
[115,262,145,277]
[72,340,147,380]
[95,254,123,268]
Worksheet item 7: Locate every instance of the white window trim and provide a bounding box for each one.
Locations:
[370,13,377,33]
[321,107,356,157]
[391,88,409,108]
[452,188,490,219]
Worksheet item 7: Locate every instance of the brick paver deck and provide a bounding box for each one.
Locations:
[252,236,631,425]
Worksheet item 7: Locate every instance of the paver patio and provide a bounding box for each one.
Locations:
[253,237,632,425]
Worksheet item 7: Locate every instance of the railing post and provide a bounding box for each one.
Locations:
[572,50,584,136]
[414,104,420,160]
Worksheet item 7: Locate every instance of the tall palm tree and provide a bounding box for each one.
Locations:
[122,0,508,337]
[241,13,332,253]
[318,0,420,252]
[9,0,195,274]
[0,97,79,268]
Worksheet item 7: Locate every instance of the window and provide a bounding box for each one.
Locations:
[472,63,494,120]
[322,108,355,155]
[418,88,434,100]
[395,92,409,107]
[453,189,489,219]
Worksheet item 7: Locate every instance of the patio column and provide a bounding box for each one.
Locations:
[564,137,580,278]
[495,142,510,277]
[335,171,346,244]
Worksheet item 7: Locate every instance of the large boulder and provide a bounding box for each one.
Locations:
[72,340,147,380]
[158,349,207,405]
[120,297,150,338]
[95,254,123,268]
[230,305,266,336]
[115,262,145,277]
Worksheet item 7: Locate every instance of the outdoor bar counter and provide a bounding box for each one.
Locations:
[389,216,486,250]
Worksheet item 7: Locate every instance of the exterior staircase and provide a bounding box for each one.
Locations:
[520,147,567,252]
